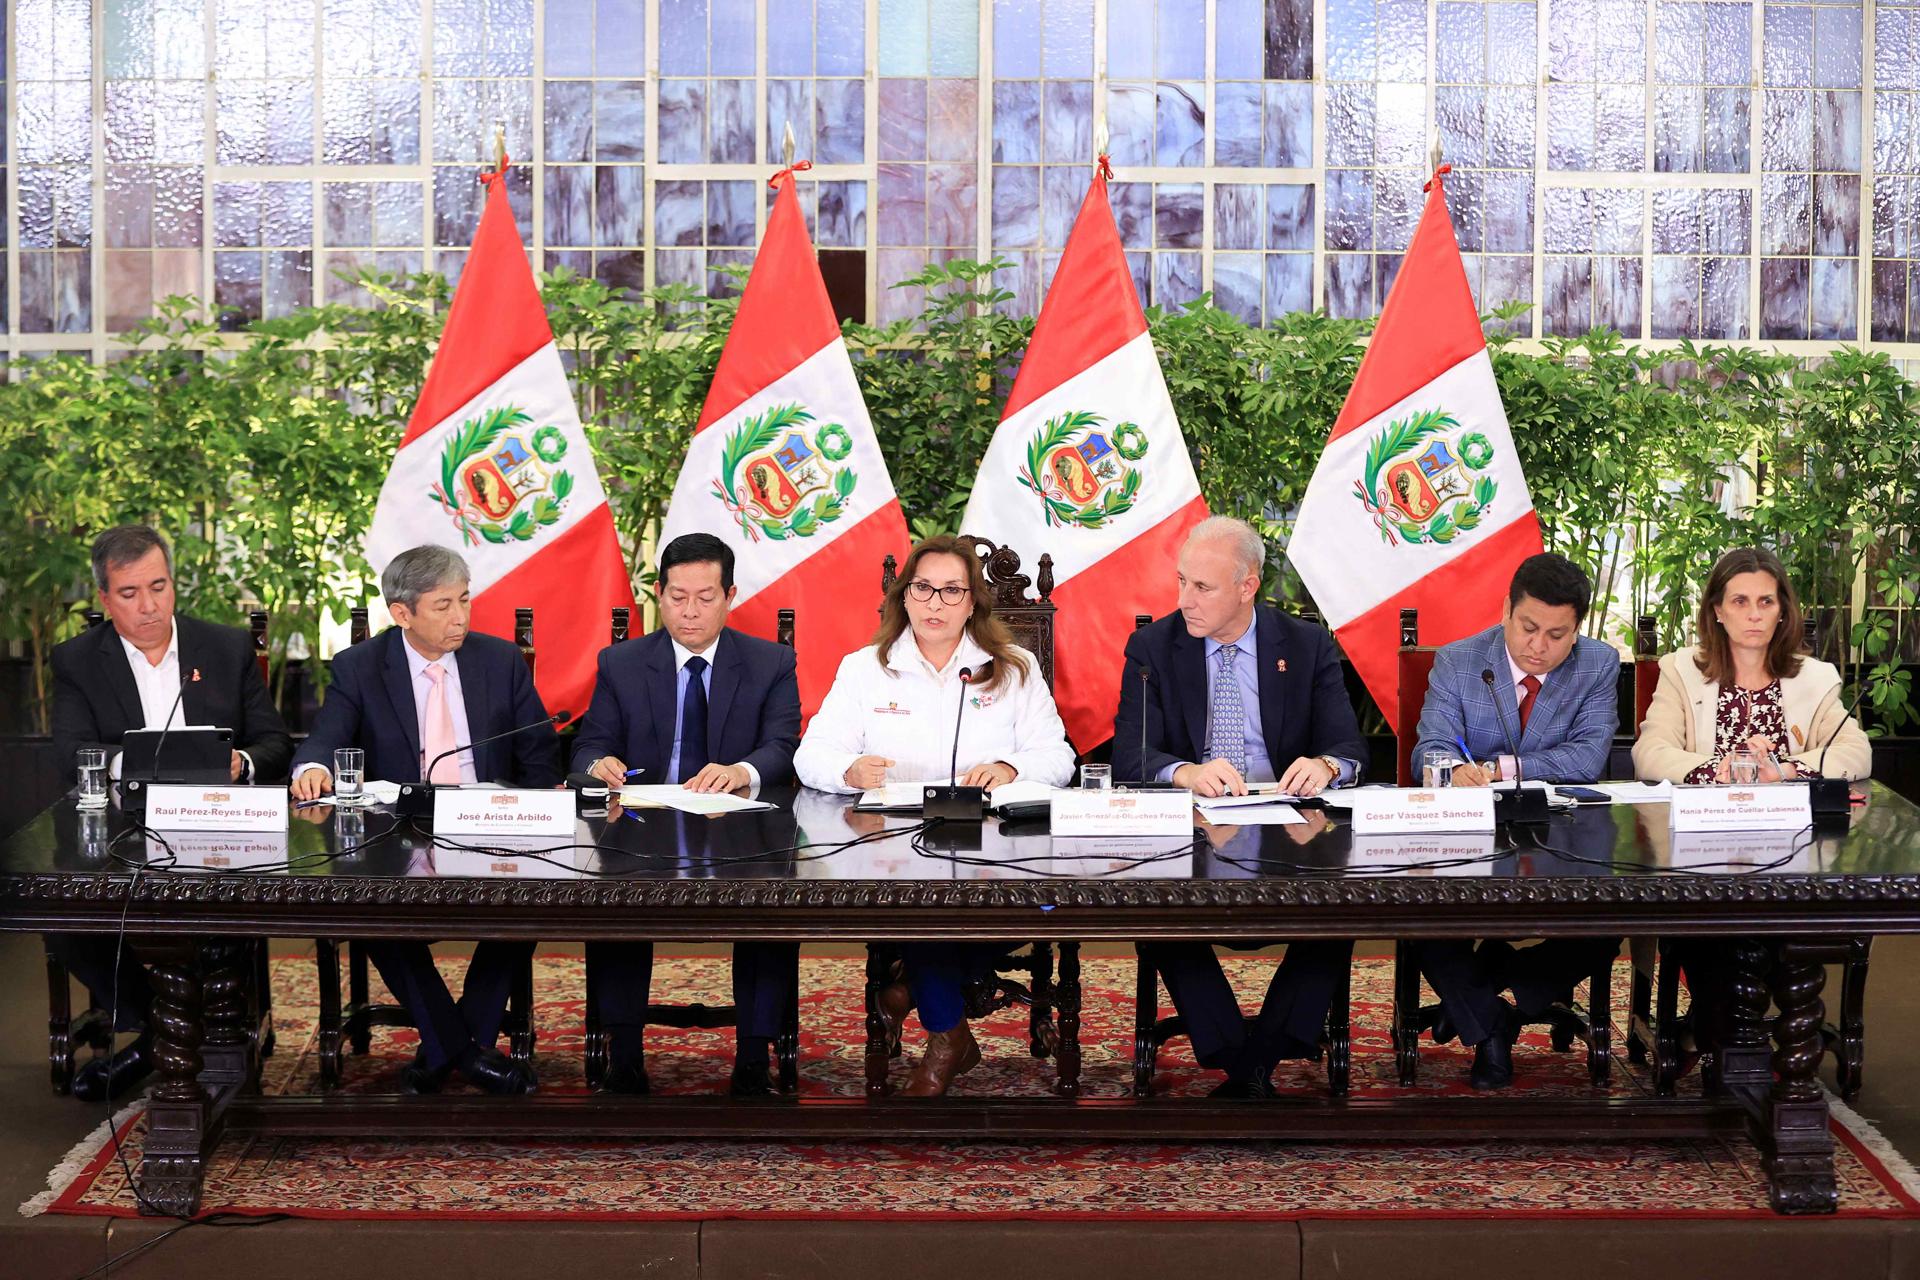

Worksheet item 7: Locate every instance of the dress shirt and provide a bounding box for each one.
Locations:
[1155,615,1359,787]
[113,621,254,782]
[794,631,1075,794]
[665,635,761,789]
[292,635,478,783]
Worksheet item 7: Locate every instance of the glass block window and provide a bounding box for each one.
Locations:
[214,0,316,165]
[1546,0,1648,172]
[1760,0,1862,340]
[17,0,95,334]
[1435,0,1538,333]
[1653,2,1753,174]
[1542,186,1645,336]
[433,0,533,274]
[543,0,645,296]
[993,0,1095,315]
[1871,0,1920,342]
[323,0,424,165]
[1651,187,1752,338]
[653,178,758,300]
[213,182,315,329]
[877,0,979,323]
[1323,0,1429,318]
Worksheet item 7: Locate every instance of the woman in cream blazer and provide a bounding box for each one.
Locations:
[1632,547,1870,783]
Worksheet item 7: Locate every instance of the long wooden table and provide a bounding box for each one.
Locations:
[4,782,1917,1218]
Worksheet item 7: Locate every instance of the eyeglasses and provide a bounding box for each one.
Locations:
[906,581,970,605]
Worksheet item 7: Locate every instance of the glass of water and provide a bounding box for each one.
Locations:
[1423,755,1466,788]
[1729,747,1762,785]
[76,748,109,810]
[334,748,368,806]
[334,806,366,853]
[1079,763,1112,790]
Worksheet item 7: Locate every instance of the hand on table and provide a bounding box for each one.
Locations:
[1173,759,1248,797]
[844,756,894,790]
[959,761,1016,791]
[683,762,751,793]
[1278,755,1336,796]
[290,769,333,803]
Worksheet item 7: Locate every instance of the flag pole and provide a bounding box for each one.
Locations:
[782,121,796,170]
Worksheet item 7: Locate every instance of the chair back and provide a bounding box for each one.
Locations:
[1395,608,1440,785]
[349,607,371,646]
[249,610,270,685]
[881,537,1058,691]
[1633,615,1660,732]
[776,607,796,649]
[515,607,535,674]
[610,606,631,645]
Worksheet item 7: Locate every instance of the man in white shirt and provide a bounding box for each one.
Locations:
[48,524,294,1101]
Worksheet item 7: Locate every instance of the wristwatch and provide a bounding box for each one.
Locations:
[1317,754,1342,783]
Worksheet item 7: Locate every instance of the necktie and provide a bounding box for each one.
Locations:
[1517,674,1541,735]
[678,655,710,783]
[1206,644,1248,776]
[422,662,461,783]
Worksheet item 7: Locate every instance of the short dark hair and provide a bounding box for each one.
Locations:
[658,533,734,592]
[91,525,172,592]
[1508,552,1591,624]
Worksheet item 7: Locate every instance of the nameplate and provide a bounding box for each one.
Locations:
[1349,788,1496,835]
[433,788,575,838]
[1669,784,1812,833]
[1347,833,1498,875]
[146,832,289,871]
[145,784,288,832]
[1050,789,1194,837]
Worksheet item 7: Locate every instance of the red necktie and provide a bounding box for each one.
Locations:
[1517,674,1541,733]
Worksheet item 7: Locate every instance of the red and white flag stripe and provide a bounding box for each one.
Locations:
[658,167,910,720]
[365,160,636,718]
[962,162,1208,752]
[1290,167,1542,725]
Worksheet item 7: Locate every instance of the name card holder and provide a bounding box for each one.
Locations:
[1349,788,1496,835]
[433,788,576,839]
[144,784,288,833]
[1669,784,1812,833]
[1050,789,1195,837]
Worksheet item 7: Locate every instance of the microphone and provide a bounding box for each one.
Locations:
[121,666,194,812]
[1135,665,1151,786]
[1480,667,1547,824]
[1808,680,1867,817]
[923,665,987,824]
[400,709,572,818]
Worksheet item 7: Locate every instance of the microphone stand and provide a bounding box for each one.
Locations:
[396,709,572,818]
[1480,668,1548,824]
[1808,681,1865,821]
[923,666,987,823]
[120,666,193,813]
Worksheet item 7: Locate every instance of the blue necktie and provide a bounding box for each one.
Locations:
[1206,643,1248,776]
[678,655,710,783]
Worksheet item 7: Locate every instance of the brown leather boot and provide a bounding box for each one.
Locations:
[899,1023,982,1097]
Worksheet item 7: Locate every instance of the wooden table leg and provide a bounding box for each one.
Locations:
[1716,937,1772,1098]
[863,948,891,1097]
[1055,943,1082,1098]
[136,940,213,1217]
[200,940,255,1094]
[1764,942,1838,1214]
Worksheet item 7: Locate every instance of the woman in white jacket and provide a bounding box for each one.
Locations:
[795,535,1074,1095]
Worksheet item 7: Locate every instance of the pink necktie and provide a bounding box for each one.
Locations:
[423,662,461,783]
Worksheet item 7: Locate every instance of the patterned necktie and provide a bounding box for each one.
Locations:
[422,662,461,783]
[678,655,710,783]
[1206,644,1248,775]
[1517,674,1541,734]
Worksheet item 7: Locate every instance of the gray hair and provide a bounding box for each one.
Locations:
[91,525,172,592]
[381,545,471,609]
[1184,515,1266,581]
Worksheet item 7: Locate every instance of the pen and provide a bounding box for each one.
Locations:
[624,768,645,778]
[293,798,328,810]
[1454,735,1473,762]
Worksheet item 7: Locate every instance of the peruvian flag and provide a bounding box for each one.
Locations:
[1290,165,1542,724]
[656,164,909,719]
[364,157,636,717]
[960,159,1208,752]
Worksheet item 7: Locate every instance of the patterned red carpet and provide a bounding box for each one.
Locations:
[27,954,1920,1220]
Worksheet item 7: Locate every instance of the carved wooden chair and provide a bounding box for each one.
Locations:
[315,605,536,1088]
[581,605,803,1092]
[1128,612,1353,1096]
[865,537,1084,1096]
[1389,607,1613,1087]
[47,611,277,1093]
[1624,613,1871,1098]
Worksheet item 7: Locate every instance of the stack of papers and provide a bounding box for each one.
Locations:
[1194,794,1305,826]
[617,785,774,815]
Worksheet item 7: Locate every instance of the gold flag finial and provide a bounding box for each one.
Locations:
[782,121,796,170]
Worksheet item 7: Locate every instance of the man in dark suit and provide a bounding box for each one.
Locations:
[48,524,295,1101]
[572,532,802,1096]
[291,544,560,1095]
[1407,553,1621,1089]
[1115,516,1367,1097]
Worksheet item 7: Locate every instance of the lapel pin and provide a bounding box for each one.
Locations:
[1275,659,1288,674]
[191,668,202,682]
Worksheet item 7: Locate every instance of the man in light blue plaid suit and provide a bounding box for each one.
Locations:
[1410,553,1620,1089]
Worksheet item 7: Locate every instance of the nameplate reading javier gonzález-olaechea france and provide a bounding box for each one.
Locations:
[145,784,288,833]
[1349,788,1497,835]
[433,788,575,839]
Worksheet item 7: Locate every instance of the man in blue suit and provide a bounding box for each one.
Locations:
[1115,516,1367,1097]
[1410,551,1621,1089]
[573,532,802,1096]
[291,545,560,1095]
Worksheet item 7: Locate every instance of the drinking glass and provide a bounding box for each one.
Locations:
[1079,763,1113,790]
[334,748,368,806]
[1729,747,1762,785]
[1423,755,1465,788]
[76,748,109,810]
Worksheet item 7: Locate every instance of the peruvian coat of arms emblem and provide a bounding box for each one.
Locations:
[711,403,858,542]
[1017,410,1149,529]
[431,406,575,546]
[1351,408,1499,546]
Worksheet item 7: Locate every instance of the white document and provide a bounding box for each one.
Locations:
[1196,801,1305,826]
[618,784,774,815]
[987,780,1059,810]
